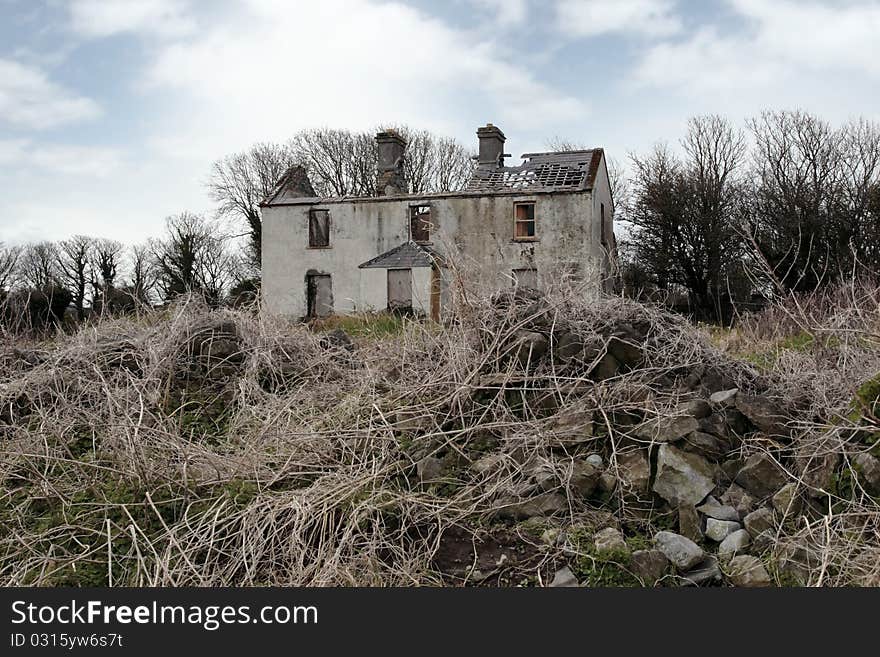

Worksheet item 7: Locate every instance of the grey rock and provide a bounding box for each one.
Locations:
[797,451,840,497]
[743,506,775,538]
[728,555,772,587]
[705,518,742,542]
[570,460,601,497]
[495,492,567,521]
[512,330,549,367]
[526,461,557,492]
[681,431,726,459]
[679,399,713,419]
[630,549,669,586]
[678,503,703,542]
[653,444,717,506]
[617,450,651,493]
[775,544,812,586]
[549,566,579,587]
[854,453,880,495]
[721,458,745,481]
[547,408,595,446]
[607,335,643,369]
[699,412,732,439]
[585,453,604,469]
[696,499,740,522]
[735,454,788,498]
[594,527,628,555]
[720,483,755,517]
[735,394,790,439]
[592,352,620,380]
[598,472,617,494]
[654,531,705,571]
[417,456,445,483]
[554,332,586,363]
[635,415,700,443]
[718,529,751,560]
[680,556,723,586]
[709,388,739,407]
[323,327,354,352]
[743,507,776,550]
[771,482,802,516]
[470,453,503,475]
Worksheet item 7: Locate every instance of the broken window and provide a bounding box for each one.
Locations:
[514,202,536,239]
[512,268,538,289]
[308,209,330,248]
[410,205,431,243]
[600,203,607,248]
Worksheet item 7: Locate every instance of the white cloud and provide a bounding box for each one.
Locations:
[0,58,102,129]
[140,0,587,160]
[556,0,682,38]
[0,139,122,177]
[69,0,195,39]
[0,139,28,166]
[468,0,529,26]
[632,0,880,98]
[730,0,880,75]
[28,144,123,177]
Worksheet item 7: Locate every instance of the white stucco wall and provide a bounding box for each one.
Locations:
[262,177,611,318]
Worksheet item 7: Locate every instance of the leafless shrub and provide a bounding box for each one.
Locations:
[0,280,877,587]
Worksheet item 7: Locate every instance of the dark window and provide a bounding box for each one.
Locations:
[600,203,607,247]
[309,209,330,248]
[410,205,431,243]
[514,202,536,239]
[512,268,538,289]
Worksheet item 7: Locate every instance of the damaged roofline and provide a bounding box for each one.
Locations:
[260,187,593,208]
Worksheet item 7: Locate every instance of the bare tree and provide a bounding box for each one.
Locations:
[291,128,374,198]
[19,241,61,290]
[628,116,748,321]
[290,125,474,198]
[746,110,845,292]
[838,117,880,274]
[207,142,298,266]
[0,242,21,293]
[434,136,475,192]
[150,212,234,306]
[56,235,94,321]
[127,243,156,306]
[90,238,125,314]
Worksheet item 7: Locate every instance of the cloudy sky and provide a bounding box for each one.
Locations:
[1,0,879,245]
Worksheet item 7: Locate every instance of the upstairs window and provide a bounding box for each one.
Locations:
[514,202,536,239]
[309,209,330,248]
[600,203,607,248]
[410,205,431,243]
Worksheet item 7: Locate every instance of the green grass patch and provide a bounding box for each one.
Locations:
[311,312,409,339]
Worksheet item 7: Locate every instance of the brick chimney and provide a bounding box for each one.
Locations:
[477,123,506,166]
[375,129,408,196]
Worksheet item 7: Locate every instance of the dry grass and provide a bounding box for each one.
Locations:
[0,280,878,587]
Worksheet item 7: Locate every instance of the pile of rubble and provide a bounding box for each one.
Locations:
[422,289,880,586]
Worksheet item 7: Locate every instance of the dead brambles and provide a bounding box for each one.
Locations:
[0,282,879,587]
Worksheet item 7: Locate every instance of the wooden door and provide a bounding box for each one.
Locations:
[306,274,332,317]
[430,266,441,321]
[387,268,412,312]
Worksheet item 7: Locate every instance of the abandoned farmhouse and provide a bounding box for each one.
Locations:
[261,124,617,319]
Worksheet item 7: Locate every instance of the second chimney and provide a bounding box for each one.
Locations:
[375,129,408,196]
[477,123,506,166]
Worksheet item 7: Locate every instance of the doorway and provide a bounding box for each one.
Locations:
[306,273,332,317]
[387,268,412,312]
